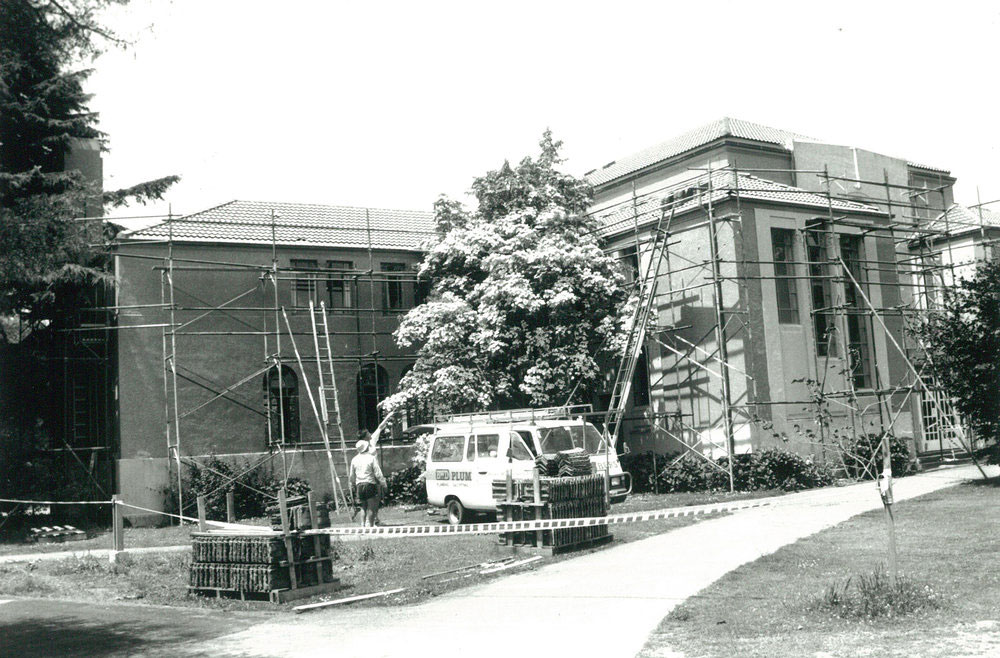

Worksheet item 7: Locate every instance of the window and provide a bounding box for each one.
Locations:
[431,435,465,462]
[771,228,800,324]
[476,434,500,459]
[264,365,299,444]
[381,262,407,311]
[291,259,319,307]
[621,246,640,283]
[840,235,872,389]
[806,231,837,357]
[356,364,388,433]
[509,433,534,460]
[326,260,354,309]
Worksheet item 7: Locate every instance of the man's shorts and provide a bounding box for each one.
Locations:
[357,482,379,502]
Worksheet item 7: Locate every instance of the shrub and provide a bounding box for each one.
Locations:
[743,449,834,491]
[383,464,427,505]
[652,449,834,493]
[618,452,658,493]
[812,565,941,619]
[176,456,310,520]
[840,434,912,480]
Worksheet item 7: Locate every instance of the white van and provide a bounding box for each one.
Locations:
[425,406,631,524]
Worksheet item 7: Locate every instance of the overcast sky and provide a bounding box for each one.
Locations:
[89,0,999,229]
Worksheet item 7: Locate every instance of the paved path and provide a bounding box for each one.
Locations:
[184,464,994,658]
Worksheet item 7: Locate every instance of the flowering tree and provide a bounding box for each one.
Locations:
[383,132,628,415]
[913,259,1000,463]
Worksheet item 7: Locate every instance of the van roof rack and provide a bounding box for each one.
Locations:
[438,404,594,424]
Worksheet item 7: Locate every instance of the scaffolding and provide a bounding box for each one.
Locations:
[587,161,996,484]
[109,206,434,519]
[49,157,998,510]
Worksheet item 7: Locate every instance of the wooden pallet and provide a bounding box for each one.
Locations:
[504,533,613,556]
[188,580,342,603]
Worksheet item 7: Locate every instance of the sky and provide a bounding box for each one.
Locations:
[88,0,1000,230]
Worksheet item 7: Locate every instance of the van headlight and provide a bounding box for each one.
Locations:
[610,476,622,487]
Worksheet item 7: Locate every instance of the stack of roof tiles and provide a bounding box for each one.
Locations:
[188,535,333,592]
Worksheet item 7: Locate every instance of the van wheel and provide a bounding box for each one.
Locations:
[446,499,467,525]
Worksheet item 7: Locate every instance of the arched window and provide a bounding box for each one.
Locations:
[264,365,299,444]
[357,364,389,433]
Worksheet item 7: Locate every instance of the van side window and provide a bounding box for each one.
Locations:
[476,434,500,459]
[509,433,534,461]
[431,435,465,462]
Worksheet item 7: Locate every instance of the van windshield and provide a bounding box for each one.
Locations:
[537,423,605,455]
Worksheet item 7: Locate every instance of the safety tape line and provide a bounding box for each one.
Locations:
[302,498,774,538]
[0,497,111,505]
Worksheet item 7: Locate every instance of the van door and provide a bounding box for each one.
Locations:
[485,431,537,499]
[426,433,469,507]
[466,432,501,510]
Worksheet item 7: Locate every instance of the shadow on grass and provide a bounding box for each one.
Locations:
[0,602,261,657]
[1,616,164,657]
[966,475,1000,488]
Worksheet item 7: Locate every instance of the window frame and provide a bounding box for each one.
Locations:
[839,234,873,390]
[381,262,408,311]
[770,228,801,324]
[325,260,355,310]
[431,435,467,463]
[290,259,320,308]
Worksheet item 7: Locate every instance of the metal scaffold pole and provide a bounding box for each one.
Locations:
[705,166,737,491]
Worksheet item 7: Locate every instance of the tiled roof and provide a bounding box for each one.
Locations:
[907,161,952,175]
[924,204,1000,236]
[595,172,883,238]
[122,200,436,251]
[585,118,813,187]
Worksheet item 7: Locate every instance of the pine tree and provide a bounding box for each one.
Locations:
[0,0,177,329]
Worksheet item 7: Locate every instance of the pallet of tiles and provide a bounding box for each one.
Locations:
[189,491,341,603]
[497,475,611,555]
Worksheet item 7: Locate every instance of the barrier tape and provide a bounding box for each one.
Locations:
[296,497,774,538]
[0,497,111,506]
[117,501,268,532]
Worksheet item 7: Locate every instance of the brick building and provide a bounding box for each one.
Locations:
[113,201,434,520]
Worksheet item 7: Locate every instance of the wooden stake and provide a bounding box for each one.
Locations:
[111,495,124,552]
[278,488,298,590]
[308,492,324,586]
[533,467,543,548]
[196,495,207,532]
[226,490,235,523]
[880,434,898,587]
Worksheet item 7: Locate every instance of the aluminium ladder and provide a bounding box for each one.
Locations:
[309,300,354,512]
[602,207,674,450]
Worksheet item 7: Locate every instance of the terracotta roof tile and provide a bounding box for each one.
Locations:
[586,118,812,187]
[123,200,435,251]
[595,172,883,238]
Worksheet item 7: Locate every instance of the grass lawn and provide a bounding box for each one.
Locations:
[0,488,775,610]
[639,478,1000,658]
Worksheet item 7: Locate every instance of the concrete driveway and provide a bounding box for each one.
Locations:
[182,464,993,658]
